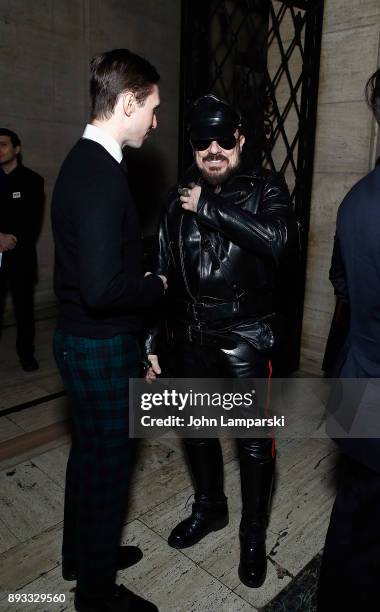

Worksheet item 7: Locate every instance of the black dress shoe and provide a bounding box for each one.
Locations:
[74,583,158,612]
[62,546,143,581]
[168,500,228,549]
[20,357,39,372]
[238,525,267,588]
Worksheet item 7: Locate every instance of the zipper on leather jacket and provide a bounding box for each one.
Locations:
[179,213,196,303]
[168,240,176,269]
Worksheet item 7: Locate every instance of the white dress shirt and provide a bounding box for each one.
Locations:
[82,124,123,163]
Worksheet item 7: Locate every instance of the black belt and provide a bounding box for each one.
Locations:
[179,300,257,322]
[168,323,237,349]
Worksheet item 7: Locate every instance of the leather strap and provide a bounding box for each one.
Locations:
[177,297,269,322]
[168,323,237,349]
[183,300,245,321]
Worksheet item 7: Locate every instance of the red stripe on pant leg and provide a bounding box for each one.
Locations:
[265,359,276,458]
[264,359,272,416]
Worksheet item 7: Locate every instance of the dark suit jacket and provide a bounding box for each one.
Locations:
[329,164,380,472]
[0,164,44,273]
[51,138,164,338]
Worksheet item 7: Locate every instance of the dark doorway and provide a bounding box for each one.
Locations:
[179,0,324,372]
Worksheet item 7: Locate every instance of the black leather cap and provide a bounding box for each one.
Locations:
[187,94,242,140]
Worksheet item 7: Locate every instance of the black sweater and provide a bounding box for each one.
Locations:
[51,138,164,337]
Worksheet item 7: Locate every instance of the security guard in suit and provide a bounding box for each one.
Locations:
[0,128,44,371]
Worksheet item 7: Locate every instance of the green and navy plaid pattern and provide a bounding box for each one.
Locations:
[54,330,141,597]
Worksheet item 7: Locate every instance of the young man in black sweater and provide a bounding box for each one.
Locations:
[52,49,167,612]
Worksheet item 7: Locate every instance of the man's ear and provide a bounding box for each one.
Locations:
[123,92,136,117]
[239,134,245,151]
[15,145,21,156]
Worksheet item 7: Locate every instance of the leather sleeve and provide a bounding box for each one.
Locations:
[196,172,291,263]
[152,208,171,276]
[143,206,172,357]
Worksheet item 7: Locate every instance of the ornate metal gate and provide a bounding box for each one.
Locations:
[179,0,324,372]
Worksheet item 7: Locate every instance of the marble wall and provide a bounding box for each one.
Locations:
[300,0,380,373]
[0,0,181,316]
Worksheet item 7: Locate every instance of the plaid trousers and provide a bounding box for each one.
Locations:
[53,329,141,597]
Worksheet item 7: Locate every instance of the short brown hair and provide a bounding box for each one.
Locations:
[90,48,160,120]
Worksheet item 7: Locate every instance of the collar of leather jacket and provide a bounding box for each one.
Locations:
[179,161,273,199]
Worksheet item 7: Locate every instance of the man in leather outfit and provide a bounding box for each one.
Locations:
[145,95,294,588]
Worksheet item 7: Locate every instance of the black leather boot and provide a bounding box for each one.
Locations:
[168,439,228,549]
[238,440,275,588]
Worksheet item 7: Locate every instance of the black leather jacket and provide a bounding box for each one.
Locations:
[145,161,295,354]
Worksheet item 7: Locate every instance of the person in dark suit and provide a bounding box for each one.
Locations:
[51,49,167,612]
[318,67,380,611]
[0,128,44,371]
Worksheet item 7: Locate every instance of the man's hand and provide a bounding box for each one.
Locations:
[145,354,161,383]
[0,232,17,252]
[145,271,168,291]
[158,275,168,290]
[180,185,202,213]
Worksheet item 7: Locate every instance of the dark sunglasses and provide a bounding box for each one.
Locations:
[191,135,237,151]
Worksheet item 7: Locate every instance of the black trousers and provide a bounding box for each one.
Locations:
[163,335,275,466]
[0,258,36,360]
[318,456,380,611]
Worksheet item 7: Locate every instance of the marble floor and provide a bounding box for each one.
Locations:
[0,318,338,611]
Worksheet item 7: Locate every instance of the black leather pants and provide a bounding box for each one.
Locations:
[163,335,275,512]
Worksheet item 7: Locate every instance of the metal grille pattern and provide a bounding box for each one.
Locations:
[264,2,306,197]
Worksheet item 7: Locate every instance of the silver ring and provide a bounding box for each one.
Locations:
[178,187,190,197]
